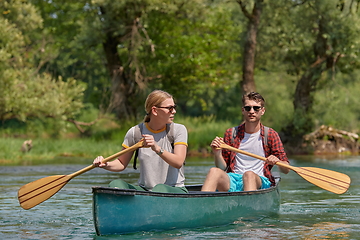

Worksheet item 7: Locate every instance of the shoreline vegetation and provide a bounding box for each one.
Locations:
[1,116,358,165]
[0,116,229,165]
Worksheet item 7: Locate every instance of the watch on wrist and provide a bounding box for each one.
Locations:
[157,148,164,155]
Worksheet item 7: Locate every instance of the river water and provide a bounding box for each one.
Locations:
[1,155,360,240]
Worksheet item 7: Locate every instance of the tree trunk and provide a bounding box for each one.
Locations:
[99,5,144,121]
[291,57,327,135]
[283,16,340,144]
[238,0,263,95]
[102,30,134,120]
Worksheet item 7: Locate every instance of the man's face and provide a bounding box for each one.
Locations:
[242,99,265,123]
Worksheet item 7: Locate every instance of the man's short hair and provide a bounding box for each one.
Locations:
[242,92,265,107]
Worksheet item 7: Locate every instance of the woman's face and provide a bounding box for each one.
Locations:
[153,98,177,124]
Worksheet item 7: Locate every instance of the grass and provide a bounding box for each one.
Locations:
[0,138,122,165]
[0,115,233,165]
[177,115,232,152]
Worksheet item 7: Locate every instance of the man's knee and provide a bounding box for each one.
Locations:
[206,167,224,178]
[242,171,262,189]
[242,171,257,181]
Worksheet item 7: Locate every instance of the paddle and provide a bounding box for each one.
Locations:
[219,143,351,194]
[18,140,144,210]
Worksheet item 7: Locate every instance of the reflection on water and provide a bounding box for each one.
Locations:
[300,222,350,239]
[1,155,360,239]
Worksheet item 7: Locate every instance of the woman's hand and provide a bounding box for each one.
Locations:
[142,134,160,153]
[93,156,107,168]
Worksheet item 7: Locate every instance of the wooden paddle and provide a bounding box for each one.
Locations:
[220,143,351,194]
[18,140,144,210]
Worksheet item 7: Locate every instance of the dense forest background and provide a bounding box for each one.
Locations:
[2,0,360,155]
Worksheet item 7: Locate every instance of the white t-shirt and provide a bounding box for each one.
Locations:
[122,122,188,190]
[233,130,265,177]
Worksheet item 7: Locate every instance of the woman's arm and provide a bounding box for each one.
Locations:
[93,148,134,172]
[154,143,187,169]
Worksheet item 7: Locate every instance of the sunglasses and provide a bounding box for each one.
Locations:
[243,106,262,112]
[156,105,177,112]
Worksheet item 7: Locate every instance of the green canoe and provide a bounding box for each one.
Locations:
[93,178,281,235]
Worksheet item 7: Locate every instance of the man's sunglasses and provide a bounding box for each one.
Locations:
[243,106,262,112]
[156,105,177,112]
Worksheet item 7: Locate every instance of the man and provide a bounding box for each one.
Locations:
[201,92,289,192]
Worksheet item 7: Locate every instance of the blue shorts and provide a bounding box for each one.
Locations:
[227,172,271,192]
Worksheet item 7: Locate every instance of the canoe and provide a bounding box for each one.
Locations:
[92,178,281,235]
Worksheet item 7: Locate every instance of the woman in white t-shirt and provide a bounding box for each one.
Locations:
[93,90,188,193]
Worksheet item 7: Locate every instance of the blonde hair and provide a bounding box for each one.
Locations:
[143,90,173,122]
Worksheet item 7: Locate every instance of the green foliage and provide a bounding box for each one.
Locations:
[176,115,232,151]
[0,0,86,130]
[2,0,360,145]
[28,0,110,110]
[314,70,360,132]
[262,0,360,77]
[144,1,242,113]
[0,115,232,164]
[255,71,296,132]
[258,0,360,137]
[0,137,122,165]
[34,0,243,119]
[1,71,85,121]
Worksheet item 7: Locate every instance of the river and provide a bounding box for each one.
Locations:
[1,155,359,239]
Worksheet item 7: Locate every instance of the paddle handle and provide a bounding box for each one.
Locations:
[219,143,293,170]
[69,141,144,178]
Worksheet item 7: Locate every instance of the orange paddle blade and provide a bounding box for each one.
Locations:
[220,143,351,194]
[18,175,71,210]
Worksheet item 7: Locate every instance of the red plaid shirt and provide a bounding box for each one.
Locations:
[222,123,289,186]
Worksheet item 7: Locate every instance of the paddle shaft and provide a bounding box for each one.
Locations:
[220,143,292,169]
[18,140,143,209]
[69,141,143,178]
[219,143,351,194]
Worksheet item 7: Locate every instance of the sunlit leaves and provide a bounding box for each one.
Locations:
[143,1,242,112]
[0,70,85,121]
[0,0,85,124]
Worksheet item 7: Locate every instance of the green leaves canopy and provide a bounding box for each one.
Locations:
[0,0,85,123]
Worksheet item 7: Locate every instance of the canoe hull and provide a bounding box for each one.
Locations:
[93,182,280,235]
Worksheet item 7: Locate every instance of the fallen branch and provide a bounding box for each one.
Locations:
[67,119,99,133]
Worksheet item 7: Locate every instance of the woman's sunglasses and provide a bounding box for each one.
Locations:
[243,106,262,112]
[156,105,177,112]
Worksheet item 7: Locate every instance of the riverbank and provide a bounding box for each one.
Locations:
[0,116,230,164]
[1,117,358,165]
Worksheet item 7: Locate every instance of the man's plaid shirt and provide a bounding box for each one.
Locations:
[222,123,289,186]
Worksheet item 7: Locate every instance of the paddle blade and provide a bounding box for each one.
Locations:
[294,167,351,194]
[219,142,351,194]
[18,175,71,210]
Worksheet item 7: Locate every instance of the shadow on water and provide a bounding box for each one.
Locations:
[1,155,360,239]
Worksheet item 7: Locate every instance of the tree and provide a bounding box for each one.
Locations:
[0,0,85,130]
[143,1,242,115]
[260,0,360,144]
[236,0,264,95]
[31,0,243,120]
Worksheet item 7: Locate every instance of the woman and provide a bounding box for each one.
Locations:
[93,90,188,193]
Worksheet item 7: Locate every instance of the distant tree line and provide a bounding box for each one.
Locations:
[1,0,360,146]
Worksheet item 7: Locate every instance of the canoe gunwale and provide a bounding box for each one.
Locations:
[92,178,280,198]
[92,177,281,235]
